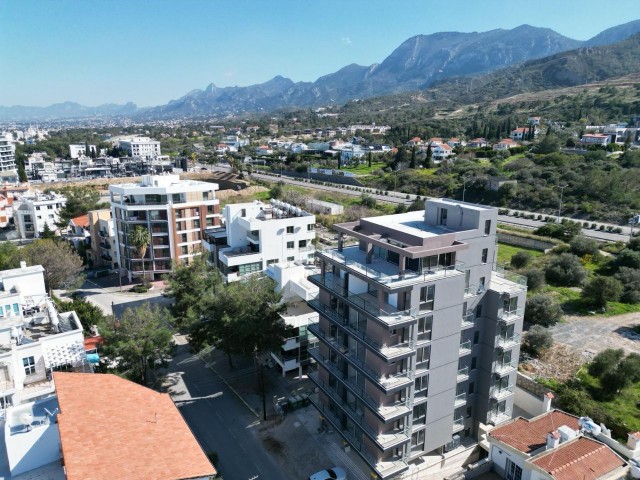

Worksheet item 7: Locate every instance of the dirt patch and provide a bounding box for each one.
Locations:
[520,344,584,381]
[216,185,268,200]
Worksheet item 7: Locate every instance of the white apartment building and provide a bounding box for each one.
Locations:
[87,209,120,271]
[0,263,89,410]
[0,133,16,172]
[13,192,66,239]
[118,137,161,159]
[110,175,221,280]
[69,144,96,159]
[603,124,639,145]
[204,199,316,282]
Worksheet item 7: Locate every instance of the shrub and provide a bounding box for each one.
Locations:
[522,325,553,356]
[581,276,623,309]
[628,237,640,252]
[582,222,589,228]
[613,227,623,234]
[591,223,597,229]
[524,294,563,327]
[510,251,532,269]
[588,348,624,378]
[614,267,640,304]
[534,220,581,241]
[524,268,545,290]
[569,236,600,257]
[545,253,587,286]
[130,284,151,293]
[617,249,640,269]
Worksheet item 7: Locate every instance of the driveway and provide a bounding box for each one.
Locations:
[550,312,640,357]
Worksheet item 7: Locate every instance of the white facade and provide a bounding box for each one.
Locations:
[603,125,638,145]
[117,137,161,159]
[211,200,316,281]
[0,133,16,172]
[69,144,96,159]
[13,192,66,239]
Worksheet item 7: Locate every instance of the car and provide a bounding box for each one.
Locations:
[308,467,347,480]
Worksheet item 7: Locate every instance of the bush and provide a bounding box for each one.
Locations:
[588,348,625,378]
[510,251,532,269]
[522,325,553,356]
[130,284,151,293]
[524,294,563,327]
[628,237,640,252]
[569,236,600,257]
[544,253,587,286]
[581,276,623,309]
[524,268,545,290]
[614,267,640,303]
[616,249,640,269]
[360,194,377,209]
[534,220,582,241]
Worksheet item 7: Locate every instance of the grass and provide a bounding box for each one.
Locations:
[496,243,544,265]
[542,284,640,316]
[337,162,387,175]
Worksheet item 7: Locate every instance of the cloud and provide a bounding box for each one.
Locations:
[341,36,352,46]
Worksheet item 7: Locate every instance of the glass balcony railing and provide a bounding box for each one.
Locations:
[459,340,472,355]
[493,359,518,376]
[454,392,466,407]
[496,333,521,349]
[498,307,524,324]
[464,284,478,297]
[493,264,528,288]
[490,385,515,401]
[457,367,469,382]
[461,312,475,329]
[246,231,260,242]
[487,408,512,425]
[453,416,465,432]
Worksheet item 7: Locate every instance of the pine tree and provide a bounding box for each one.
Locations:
[368,151,372,168]
[410,146,417,169]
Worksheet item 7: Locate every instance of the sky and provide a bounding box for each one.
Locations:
[1,0,639,107]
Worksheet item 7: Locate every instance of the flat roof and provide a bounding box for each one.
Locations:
[54,372,216,480]
[362,211,449,239]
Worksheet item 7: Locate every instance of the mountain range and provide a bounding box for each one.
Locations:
[3,19,640,121]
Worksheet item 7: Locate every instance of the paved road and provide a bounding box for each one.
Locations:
[162,339,288,480]
[497,216,630,243]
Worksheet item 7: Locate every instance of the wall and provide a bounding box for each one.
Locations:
[267,170,364,186]
[514,386,545,418]
[497,233,556,253]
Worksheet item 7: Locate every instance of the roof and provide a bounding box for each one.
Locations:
[531,437,626,480]
[70,214,89,227]
[54,372,216,480]
[490,410,581,454]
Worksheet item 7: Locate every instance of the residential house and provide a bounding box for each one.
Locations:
[0,194,9,228]
[528,116,541,126]
[468,138,489,148]
[305,199,344,216]
[603,124,639,145]
[510,127,531,141]
[407,137,424,147]
[428,137,444,145]
[110,175,221,280]
[580,133,610,147]
[493,139,519,151]
[256,145,274,156]
[488,410,628,480]
[69,144,96,159]
[431,143,454,162]
[204,199,316,282]
[447,138,464,148]
[13,191,66,239]
[307,198,527,479]
[117,137,161,159]
[339,144,365,164]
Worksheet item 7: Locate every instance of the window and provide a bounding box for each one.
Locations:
[468,382,475,394]
[238,262,262,276]
[505,459,523,480]
[484,219,491,235]
[413,404,427,425]
[466,406,473,418]
[13,304,19,314]
[414,375,428,396]
[419,285,435,311]
[267,259,279,266]
[241,209,246,217]
[478,277,485,293]
[298,240,307,248]
[286,226,294,234]
[307,223,315,231]
[411,430,426,452]
[439,208,448,226]
[287,256,294,261]
[416,347,429,368]
[475,305,482,318]
[481,248,488,263]
[287,241,294,249]
[180,246,188,255]
[23,356,36,375]
[471,357,477,370]
[473,331,480,345]
[417,316,432,341]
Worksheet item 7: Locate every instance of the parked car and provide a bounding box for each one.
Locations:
[308,467,347,480]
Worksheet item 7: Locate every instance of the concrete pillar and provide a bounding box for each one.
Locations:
[399,254,407,278]
[366,242,374,264]
[543,392,554,413]
[337,232,344,252]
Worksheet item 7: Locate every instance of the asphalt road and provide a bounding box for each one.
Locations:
[163,340,288,480]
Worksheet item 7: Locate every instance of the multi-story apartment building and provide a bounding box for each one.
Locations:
[0,133,16,171]
[118,137,161,159]
[203,199,316,282]
[0,263,90,410]
[306,198,527,479]
[13,191,66,239]
[86,209,120,271]
[68,144,96,159]
[110,175,221,280]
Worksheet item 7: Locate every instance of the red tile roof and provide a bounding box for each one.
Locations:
[54,372,216,480]
[490,410,581,454]
[70,214,89,228]
[531,437,626,480]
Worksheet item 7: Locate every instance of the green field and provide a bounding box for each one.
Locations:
[337,162,387,175]
[496,243,544,265]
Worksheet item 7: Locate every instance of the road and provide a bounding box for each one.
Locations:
[162,338,288,480]
[215,166,633,243]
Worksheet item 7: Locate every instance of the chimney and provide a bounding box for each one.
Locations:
[546,430,560,450]
[628,432,640,450]
[543,392,554,413]
[20,261,26,269]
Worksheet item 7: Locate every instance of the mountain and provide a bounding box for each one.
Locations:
[2,20,640,121]
[0,101,138,121]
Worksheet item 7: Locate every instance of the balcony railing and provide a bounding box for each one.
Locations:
[493,264,528,288]
[464,284,478,297]
[317,249,465,288]
[459,340,472,355]
[457,367,469,382]
[487,408,513,425]
[490,385,515,401]
[309,273,418,327]
[246,231,260,242]
[461,312,475,329]
[453,416,465,433]
[454,392,466,407]
[496,333,521,349]
[498,307,524,324]
[299,245,316,252]
[493,359,518,376]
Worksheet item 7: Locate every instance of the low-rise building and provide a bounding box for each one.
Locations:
[117,137,161,159]
[86,209,119,270]
[493,138,519,151]
[69,144,96,159]
[431,143,454,162]
[580,133,610,146]
[13,191,66,239]
[305,198,344,215]
[468,138,489,148]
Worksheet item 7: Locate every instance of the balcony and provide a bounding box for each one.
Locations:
[309,274,418,327]
[308,299,414,360]
[246,231,260,243]
[457,367,469,382]
[459,340,472,356]
[308,328,413,393]
[461,312,475,329]
[464,284,479,297]
[317,247,465,290]
[491,266,527,293]
[454,392,466,407]
[490,385,515,401]
[487,408,512,426]
[453,416,465,433]
[299,245,316,253]
[496,333,521,350]
[493,359,518,377]
[498,307,524,325]
[100,242,111,250]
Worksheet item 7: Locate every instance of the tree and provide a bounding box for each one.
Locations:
[101,304,174,384]
[619,353,640,384]
[394,147,407,169]
[510,251,532,269]
[368,151,372,168]
[56,186,104,227]
[524,294,563,327]
[524,268,545,290]
[581,276,623,310]
[129,225,151,282]
[424,143,433,168]
[269,182,284,199]
[522,325,553,356]
[55,294,107,331]
[40,222,56,239]
[588,348,624,378]
[360,193,377,209]
[570,236,599,258]
[614,267,640,304]
[410,146,417,169]
[544,253,586,286]
[535,220,581,242]
[616,249,640,269]
[21,239,84,294]
[0,242,20,270]
[532,135,560,154]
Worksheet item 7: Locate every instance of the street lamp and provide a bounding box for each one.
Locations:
[555,184,569,222]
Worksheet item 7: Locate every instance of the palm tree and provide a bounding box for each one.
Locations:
[129,226,150,283]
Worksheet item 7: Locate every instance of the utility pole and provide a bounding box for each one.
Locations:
[555,184,569,222]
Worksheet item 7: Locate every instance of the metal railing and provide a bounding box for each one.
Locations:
[493,264,528,287]
[457,367,469,381]
[490,385,515,400]
[461,312,475,329]
[459,340,472,355]
[495,333,521,349]
[498,307,524,323]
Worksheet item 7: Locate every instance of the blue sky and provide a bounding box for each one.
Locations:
[1,0,639,107]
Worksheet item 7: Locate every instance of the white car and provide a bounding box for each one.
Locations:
[308,467,347,480]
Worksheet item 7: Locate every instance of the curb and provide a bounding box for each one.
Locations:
[198,353,261,419]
